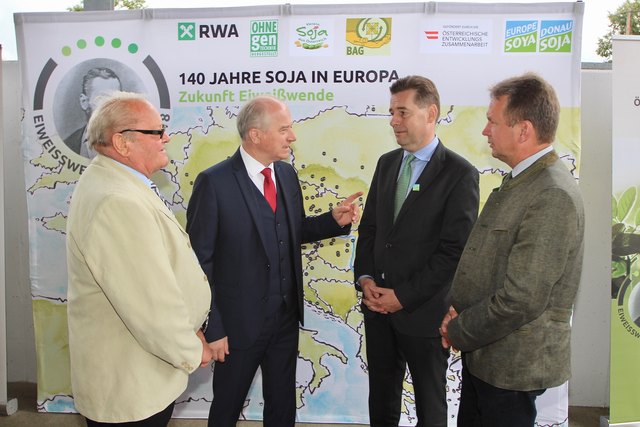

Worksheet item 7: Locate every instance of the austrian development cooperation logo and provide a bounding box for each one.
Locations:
[504,19,573,53]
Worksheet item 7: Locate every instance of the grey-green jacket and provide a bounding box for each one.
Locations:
[448,151,585,391]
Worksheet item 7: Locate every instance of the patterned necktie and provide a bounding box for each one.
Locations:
[499,172,512,191]
[394,153,416,220]
[150,182,171,209]
[261,168,277,212]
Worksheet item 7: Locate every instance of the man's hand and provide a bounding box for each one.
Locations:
[197,329,213,367]
[361,280,403,314]
[332,192,364,226]
[359,277,381,304]
[208,336,230,363]
[439,306,458,350]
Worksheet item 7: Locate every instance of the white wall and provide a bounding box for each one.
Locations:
[1,45,9,407]
[0,61,613,405]
[2,60,37,383]
[569,67,612,407]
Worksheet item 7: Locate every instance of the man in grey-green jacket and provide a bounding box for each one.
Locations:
[440,73,585,427]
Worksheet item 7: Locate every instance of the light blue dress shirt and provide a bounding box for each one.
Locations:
[397,136,440,198]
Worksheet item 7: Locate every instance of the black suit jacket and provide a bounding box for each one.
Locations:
[64,125,85,155]
[187,149,348,349]
[354,141,479,337]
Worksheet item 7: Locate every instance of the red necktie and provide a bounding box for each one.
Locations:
[261,168,277,212]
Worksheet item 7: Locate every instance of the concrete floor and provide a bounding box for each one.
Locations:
[2,382,609,426]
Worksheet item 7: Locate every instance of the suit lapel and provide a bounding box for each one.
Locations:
[96,154,189,236]
[380,150,404,225]
[274,162,292,211]
[501,150,559,192]
[273,162,300,243]
[230,150,271,254]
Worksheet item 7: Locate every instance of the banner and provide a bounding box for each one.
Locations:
[610,35,640,425]
[14,3,583,424]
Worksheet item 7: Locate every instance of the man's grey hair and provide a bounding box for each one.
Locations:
[236,96,283,141]
[87,91,149,149]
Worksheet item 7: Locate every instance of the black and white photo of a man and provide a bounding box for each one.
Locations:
[55,59,147,160]
[63,67,122,158]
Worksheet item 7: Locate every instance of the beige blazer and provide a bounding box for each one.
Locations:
[66,154,211,422]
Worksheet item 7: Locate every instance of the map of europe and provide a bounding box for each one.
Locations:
[27,103,579,425]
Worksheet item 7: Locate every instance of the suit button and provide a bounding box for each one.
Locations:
[385,243,392,248]
[267,264,271,270]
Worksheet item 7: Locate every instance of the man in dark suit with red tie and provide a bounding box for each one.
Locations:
[186,95,362,427]
[354,75,479,427]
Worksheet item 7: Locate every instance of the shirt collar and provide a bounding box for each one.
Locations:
[511,145,553,177]
[240,145,274,177]
[404,136,439,161]
[111,157,154,187]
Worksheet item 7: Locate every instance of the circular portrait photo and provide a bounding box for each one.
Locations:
[628,282,640,328]
[54,58,147,159]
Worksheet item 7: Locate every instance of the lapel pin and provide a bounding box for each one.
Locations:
[412,184,420,192]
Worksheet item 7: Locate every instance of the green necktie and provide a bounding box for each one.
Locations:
[394,153,415,220]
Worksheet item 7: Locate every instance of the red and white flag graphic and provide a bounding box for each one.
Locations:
[425,30,439,40]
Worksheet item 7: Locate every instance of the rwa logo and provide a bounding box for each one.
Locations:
[178,22,239,41]
[504,19,573,53]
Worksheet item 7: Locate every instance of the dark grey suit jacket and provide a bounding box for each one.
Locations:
[354,141,480,336]
[448,151,585,391]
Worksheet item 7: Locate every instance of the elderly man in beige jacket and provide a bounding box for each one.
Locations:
[66,91,212,426]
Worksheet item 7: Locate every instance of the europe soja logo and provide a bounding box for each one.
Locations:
[504,21,537,52]
[539,20,573,53]
[504,19,573,53]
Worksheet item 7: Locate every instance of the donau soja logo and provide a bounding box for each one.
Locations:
[504,19,573,53]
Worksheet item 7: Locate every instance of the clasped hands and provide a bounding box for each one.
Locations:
[360,277,403,314]
[360,279,460,352]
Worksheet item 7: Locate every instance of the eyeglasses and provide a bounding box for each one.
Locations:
[119,124,168,139]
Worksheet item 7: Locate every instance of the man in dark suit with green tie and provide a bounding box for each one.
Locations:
[354,75,480,427]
